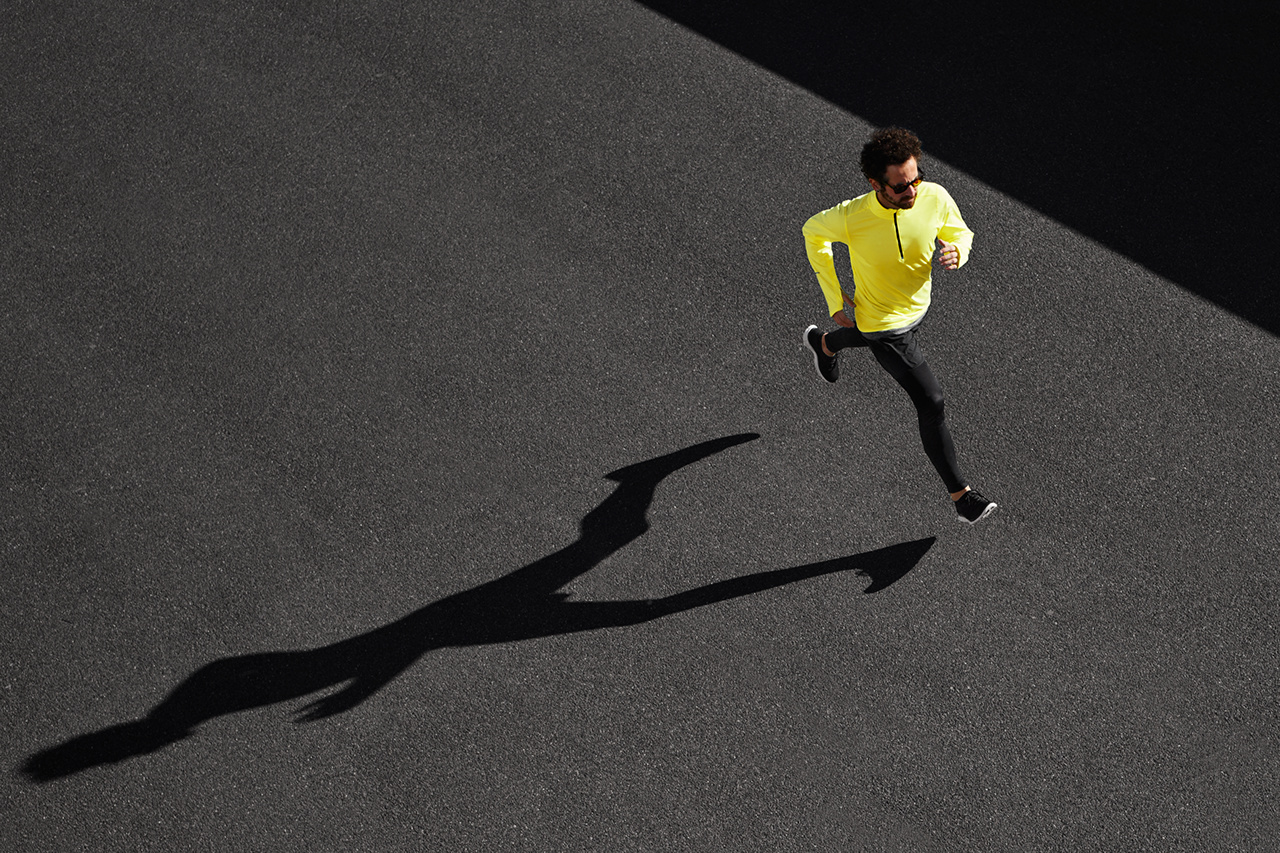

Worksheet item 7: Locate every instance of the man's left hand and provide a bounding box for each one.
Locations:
[937,239,960,270]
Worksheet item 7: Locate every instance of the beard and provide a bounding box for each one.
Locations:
[878,191,916,210]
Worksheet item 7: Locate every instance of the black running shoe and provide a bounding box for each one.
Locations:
[954,490,997,525]
[803,325,839,383]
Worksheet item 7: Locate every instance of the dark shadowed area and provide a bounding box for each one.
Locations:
[636,0,1280,335]
[3,1,1277,850]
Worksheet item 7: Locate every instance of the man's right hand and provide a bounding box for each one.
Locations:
[832,310,855,328]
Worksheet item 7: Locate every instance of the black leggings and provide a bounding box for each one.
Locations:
[825,325,967,493]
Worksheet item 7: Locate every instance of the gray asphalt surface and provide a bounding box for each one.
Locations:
[4,2,1277,851]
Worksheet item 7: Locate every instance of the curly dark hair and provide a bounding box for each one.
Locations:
[859,127,923,184]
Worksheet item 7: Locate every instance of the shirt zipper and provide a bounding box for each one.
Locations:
[894,212,904,261]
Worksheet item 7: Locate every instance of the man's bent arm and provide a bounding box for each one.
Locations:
[935,189,975,267]
[803,207,850,316]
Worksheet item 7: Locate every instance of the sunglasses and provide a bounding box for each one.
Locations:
[880,173,925,194]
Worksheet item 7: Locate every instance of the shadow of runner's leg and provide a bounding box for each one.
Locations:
[491,433,762,597]
[19,433,763,783]
[531,537,938,637]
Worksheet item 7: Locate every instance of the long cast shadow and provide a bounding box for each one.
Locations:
[21,433,933,783]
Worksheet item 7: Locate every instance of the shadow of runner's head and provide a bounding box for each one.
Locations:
[19,432,775,784]
[21,719,194,784]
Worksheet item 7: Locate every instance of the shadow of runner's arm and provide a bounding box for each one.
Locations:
[294,660,416,722]
[17,434,764,781]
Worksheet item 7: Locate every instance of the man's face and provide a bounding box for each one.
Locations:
[871,157,921,210]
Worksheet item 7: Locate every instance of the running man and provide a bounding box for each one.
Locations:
[802,126,996,525]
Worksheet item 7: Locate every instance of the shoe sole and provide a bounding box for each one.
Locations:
[956,502,998,525]
[802,324,835,383]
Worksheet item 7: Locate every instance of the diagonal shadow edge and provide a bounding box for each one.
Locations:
[18,432,927,784]
[629,0,1280,338]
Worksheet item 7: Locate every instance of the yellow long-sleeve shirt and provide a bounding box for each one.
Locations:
[803,183,974,333]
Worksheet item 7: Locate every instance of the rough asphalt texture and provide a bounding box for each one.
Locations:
[4,2,1277,851]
